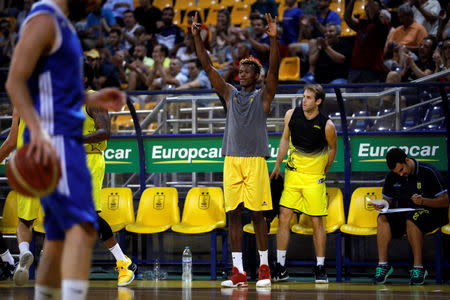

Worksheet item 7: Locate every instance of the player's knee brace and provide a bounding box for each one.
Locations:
[97,216,113,241]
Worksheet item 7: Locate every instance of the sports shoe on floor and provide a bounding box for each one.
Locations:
[116,256,136,286]
[272,263,289,282]
[409,267,428,285]
[221,267,248,287]
[314,265,328,283]
[256,264,271,287]
[13,251,34,286]
[373,264,393,284]
[0,262,15,281]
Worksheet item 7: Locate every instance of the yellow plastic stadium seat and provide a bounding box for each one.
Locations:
[206,3,227,26]
[278,3,287,22]
[341,20,356,37]
[221,0,241,7]
[243,215,297,235]
[173,9,182,27]
[198,0,217,9]
[99,188,135,232]
[330,0,345,17]
[278,56,300,81]
[291,187,345,235]
[112,115,134,131]
[153,0,172,10]
[230,3,250,26]
[171,187,226,233]
[340,187,382,236]
[33,204,46,234]
[174,0,194,10]
[126,187,180,233]
[0,191,18,234]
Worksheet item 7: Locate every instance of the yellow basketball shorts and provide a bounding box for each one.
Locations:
[17,194,40,221]
[86,153,105,212]
[279,169,327,216]
[223,156,272,212]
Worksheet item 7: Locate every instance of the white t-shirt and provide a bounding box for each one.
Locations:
[124,24,143,49]
[412,0,440,35]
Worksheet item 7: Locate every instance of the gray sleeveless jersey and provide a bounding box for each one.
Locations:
[222,88,270,157]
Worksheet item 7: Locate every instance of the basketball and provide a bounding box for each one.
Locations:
[6,144,61,197]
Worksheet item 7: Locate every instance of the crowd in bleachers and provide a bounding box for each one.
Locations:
[0,1,449,113]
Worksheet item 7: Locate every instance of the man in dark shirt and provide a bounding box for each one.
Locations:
[373,148,449,285]
[134,0,162,35]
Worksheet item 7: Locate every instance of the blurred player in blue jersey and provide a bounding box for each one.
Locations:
[5,1,125,299]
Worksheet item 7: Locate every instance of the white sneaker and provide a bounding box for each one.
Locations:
[13,251,34,286]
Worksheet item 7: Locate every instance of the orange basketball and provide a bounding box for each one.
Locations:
[6,144,61,198]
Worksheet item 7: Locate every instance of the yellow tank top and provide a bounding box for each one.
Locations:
[286,137,328,176]
[83,105,107,153]
[17,119,25,149]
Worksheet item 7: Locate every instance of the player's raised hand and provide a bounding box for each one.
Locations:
[265,13,277,38]
[191,12,201,36]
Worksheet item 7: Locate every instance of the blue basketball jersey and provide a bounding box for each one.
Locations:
[21,0,85,138]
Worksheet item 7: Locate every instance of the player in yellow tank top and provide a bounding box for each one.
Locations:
[83,100,136,286]
[0,108,40,285]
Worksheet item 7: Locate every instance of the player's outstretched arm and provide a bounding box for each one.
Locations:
[85,88,126,112]
[324,119,337,174]
[0,108,19,163]
[83,105,111,144]
[191,12,233,106]
[261,13,279,113]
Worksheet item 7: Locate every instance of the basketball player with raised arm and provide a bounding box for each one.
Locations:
[192,12,279,287]
[5,1,125,300]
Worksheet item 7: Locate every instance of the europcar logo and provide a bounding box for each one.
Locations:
[357,143,440,162]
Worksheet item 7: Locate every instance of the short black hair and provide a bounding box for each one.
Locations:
[386,147,407,170]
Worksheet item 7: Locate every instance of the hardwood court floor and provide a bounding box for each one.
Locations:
[1,280,449,299]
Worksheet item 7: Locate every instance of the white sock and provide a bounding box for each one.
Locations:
[277,250,287,266]
[34,284,61,300]
[109,243,127,262]
[378,261,388,266]
[62,279,88,300]
[232,252,244,274]
[258,249,268,266]
[19,242,30,256]
[316,257,325,266]
[0,249,15,266]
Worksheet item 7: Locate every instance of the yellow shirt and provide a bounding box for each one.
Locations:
[83,105,107,153]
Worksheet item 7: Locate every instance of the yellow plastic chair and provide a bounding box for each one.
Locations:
[206,3,227,26]
[291,187,345,235]
[221,0,241,7]
[198,0,217,9]
[33,204,46,234]
[99,188,135,232]
[330,0,345,17]
[340,187,382,236]
[278,56,300,81]
[174,0,194,11]
[230,3,250,26]
[341,20,356,37]
[171,187,226,280]
[0,191,18,234]
[153,0,172,10]
[243,215,297,235]
[126,187,180,234]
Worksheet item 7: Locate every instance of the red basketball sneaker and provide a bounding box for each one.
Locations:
[256,264,271,287]
[221,267,248,287]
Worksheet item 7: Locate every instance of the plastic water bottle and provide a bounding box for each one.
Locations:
[154,258,160,281]
[182,246,192,282]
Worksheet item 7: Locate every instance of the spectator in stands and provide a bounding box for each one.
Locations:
[176,33,198,77]
[106,28,126,57]
[15,0,33,32]
[134,0,162,35]
[372,148,448,286]
[0,18,16,67]
[410,0,441,36]
[250,0,278,19]
[279,0,304,58]
[150,57,188,90]
[83,2,116,49]
[155,7,185,57]
[344,0,390,84]
[384,3,427,67]
[176,59,212,90]
[300,23,352,85]
[106,0,134,26]
[301,0,318,17]
[243,15,270,72]
[436,3,450,42]
[186,10,210,51]
[85,48,121,89]
[122,9,143,50]
[210,9,234,66]
[126,44,153,90]
[223,41,252,85]
[433,38,450,77]
[289,0,340,64]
